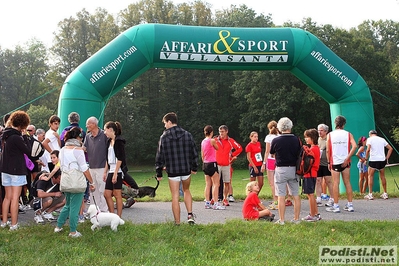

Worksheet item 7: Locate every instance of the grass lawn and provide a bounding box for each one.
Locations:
[0,166,398,265]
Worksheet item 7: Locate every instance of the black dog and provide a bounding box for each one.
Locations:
[135,178,159,198]
[123,177,159,208]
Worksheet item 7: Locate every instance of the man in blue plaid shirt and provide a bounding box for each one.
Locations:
[155,112,198,225]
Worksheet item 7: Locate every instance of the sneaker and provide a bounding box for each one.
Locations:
[364,194,374,200]
[18,205,26,214]
[315,213,322,221]
[54,227,63,233]
[9,223,19,231]
[34,214,44,224]
[228,195,235,202]
[69,231,82,238]
[275,220,285,225]
[222,199,230,206]
[380,193,388,200]
[321,194,330,201]
[43,212,57,221]
[124,197,136,208]
[326,206,340,213]
[285,200,293,206]
[204,201,212,209]
[290,219,301,224]
[210,199,214,205]
[78,215,85,223]
[187,214,196,225]
[21,204,32,211]
[344,204,354,212]
[0,221,11,228]
[259,214,275,222]
[302,215,318,222]
[325,199,334,207]
[213,202,226,210]
[316,201,323,207]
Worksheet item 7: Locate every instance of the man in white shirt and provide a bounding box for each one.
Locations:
[364,130,393,200]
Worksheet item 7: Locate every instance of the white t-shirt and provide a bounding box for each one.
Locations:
[264,134,279,159]
[367,136,388,161]
[107,145,122,174]
[44,129,61,161]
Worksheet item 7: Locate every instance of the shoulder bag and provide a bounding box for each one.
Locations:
[59,148,87,193]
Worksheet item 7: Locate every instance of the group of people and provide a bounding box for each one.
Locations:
[0,110,141,237]
[0,110,394,231]
[242,115,393,224]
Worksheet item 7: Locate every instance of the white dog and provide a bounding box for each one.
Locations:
[87,204,125,232]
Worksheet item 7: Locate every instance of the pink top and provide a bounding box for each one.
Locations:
[201,138,216,163]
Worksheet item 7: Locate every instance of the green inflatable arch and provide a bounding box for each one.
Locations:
[58,24,376,192]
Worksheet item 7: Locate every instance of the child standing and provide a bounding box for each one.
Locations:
[242,181,274,221]
[301,129,321,222]
[245,132,264,192]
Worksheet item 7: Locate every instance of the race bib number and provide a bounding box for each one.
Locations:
[255,152,262,162]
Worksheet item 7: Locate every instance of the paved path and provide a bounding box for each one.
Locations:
[16,197,399,226]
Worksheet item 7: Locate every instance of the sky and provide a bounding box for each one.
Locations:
[1,0,399,49]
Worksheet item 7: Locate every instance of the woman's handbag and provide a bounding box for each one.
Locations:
[59,148,87,193]
[24,154,34,171]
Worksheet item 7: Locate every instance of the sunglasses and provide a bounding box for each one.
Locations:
[27,129,33,132]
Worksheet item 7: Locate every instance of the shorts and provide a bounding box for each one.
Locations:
[369,160,387,170]
[302,177,316,194]
[1,173,27,187]
[168,175,190,182]
[105,172,123,190]
[317,165,331,177]
[274,166,299,197]
[267,158,276,171]
[357,161,368,173]
[331,163,351,173]
[250,166,263,177]
[218,165,231,183]
[203,162,218,176]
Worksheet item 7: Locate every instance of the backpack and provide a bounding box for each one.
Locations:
[31,138,45,159]
[296,143,315,176]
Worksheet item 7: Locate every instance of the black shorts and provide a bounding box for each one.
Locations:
[302,177,316,194]
[250,166,263,177]
[332,163,351,173]
[203,162,218,176]
[317,165,331,177]
[369,160,387,170]
[105,172,123,190]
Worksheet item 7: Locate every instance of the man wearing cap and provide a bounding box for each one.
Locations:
[364,130,393,200]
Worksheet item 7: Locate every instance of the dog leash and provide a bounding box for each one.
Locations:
[137,175,157,186]
[90,193,100,222]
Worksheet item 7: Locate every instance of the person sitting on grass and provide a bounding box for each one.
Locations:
[242,181,275,221]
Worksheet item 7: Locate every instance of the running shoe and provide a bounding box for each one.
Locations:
[213,202,226,210]
[228,195,235,202]
[364,194,374,200]
[344,204,354,212]
[223,199,230,206]
[187,214,196,225]
[325,199,334,207]
[326,206,340,213]
[285,200,293,206]
[380,193,388,200]
[302,215,318,222]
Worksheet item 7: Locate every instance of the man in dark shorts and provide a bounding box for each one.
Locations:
[326,115,357,213]
[316,124,334,208]
[364,130,393,200]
